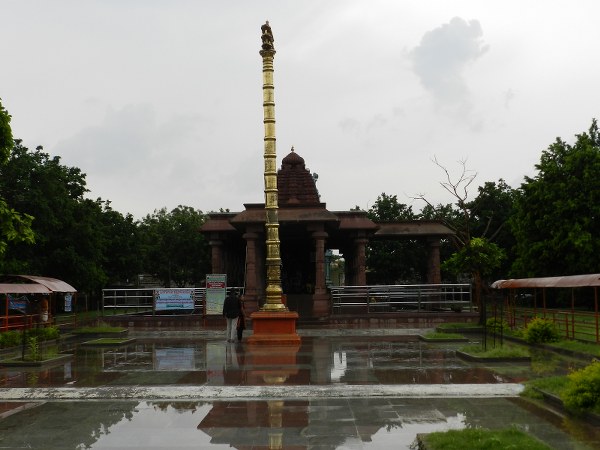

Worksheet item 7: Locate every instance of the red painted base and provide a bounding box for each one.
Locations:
[247,311,301,345]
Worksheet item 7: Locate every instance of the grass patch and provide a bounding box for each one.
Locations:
[72,323,127,334]
[421,427,551,450]
[459,343,530,358]
[521,375,571,399]
[82,338,133,346]
[423,331,466,340]
[437,322,481,330]
[546,339,600,358]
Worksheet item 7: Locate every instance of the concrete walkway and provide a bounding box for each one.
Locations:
[0,383,525,401]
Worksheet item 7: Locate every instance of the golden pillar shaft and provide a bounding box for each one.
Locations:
[260,23,286,311]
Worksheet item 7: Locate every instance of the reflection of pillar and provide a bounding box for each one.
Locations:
[427,238,442,284]
[267,400,283,449]
[312,231,330,317]
[243,231,259,314]
[354,237,368,286]
[209,239,224,274]
[311,336,332,383]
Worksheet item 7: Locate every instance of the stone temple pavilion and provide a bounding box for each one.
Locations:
[201,148,454,319]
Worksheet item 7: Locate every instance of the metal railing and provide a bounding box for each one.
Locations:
[102,288,206,314]
[330,284,472,314]
[101,287,246,314]
[500,306,600,343]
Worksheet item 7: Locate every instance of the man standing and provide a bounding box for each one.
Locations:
[222,290,241,343]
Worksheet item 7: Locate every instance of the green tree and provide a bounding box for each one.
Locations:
[99,202,143,286]
[0,100,34,257]
[466,179,516,279]
[415,159,507,321]
[139,206,210,287]
[442,237,505,291]
[511,119,600,277]
[366,193,426,284]
[0,141,105,293]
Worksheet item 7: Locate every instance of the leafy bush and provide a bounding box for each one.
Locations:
[0,327,59,349]
[28,326,60,341]
[486,318,509,333]
[562,360,600,413]
[0,330,21,348]
[524,317,560,344]
[27,336,40,361]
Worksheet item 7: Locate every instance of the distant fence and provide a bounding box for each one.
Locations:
[330,284,472,315]
[495,305,600,343]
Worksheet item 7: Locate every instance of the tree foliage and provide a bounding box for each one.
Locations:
[139,206,210,287]
[442,237,505,281]
[0,141,148,294]
[366,193,427,283]
[466,179,516,278]
[511,119,600,277]
[0,100,35,256]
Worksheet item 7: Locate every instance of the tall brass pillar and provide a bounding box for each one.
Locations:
[248,21,300,346]
[259,21,286,312]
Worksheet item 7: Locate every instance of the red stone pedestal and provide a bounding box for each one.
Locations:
[247,311,301,345]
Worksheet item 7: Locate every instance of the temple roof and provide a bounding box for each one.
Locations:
[277,148,321,206]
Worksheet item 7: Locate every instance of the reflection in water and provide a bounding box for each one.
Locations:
[1,398,598,449]
[1,335,598,448]
[0,336,588,390]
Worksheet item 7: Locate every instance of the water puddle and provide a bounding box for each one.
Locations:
[0,335,582,388]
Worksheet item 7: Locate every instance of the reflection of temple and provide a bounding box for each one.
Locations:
[201,148,454,318]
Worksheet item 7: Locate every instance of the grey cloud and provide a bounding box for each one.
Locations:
[56,104,210,178]
[339,118,361,135]
[410,17,489,107]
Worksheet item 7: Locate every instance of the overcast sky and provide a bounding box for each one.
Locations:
[2,1,599,219]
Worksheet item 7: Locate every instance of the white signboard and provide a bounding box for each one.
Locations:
[154,289,195,311]
[205,274,227,315]
[64,293,73,312]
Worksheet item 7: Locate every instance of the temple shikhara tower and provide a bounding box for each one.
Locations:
[201,22,454,323]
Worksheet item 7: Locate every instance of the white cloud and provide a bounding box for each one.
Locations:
[410,17,489,112]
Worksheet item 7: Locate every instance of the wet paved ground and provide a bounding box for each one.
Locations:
[1,328,599,449]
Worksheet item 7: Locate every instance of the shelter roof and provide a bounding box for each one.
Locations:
[373,221,455,238]
[333,211,378,231]
[200,213,238,232]
[492,274,600,289]
[0,275,77,294]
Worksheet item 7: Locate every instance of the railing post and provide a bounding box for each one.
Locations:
[595,287,599,343]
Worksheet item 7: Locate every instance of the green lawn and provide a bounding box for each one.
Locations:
[421,427,551,450]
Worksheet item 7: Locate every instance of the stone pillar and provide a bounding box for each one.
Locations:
[427,238,442,284]
[312,230,330,317]
[209,238,224,274]
[243,232,260,314]
[354,237,368,286]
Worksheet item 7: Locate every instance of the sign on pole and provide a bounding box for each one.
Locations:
[64,293,73,312]
[205,274,227,315]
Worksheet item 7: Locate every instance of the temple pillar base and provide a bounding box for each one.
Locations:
[312,293,330,318]
[248,311,301,345]
[242,294,259,316]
